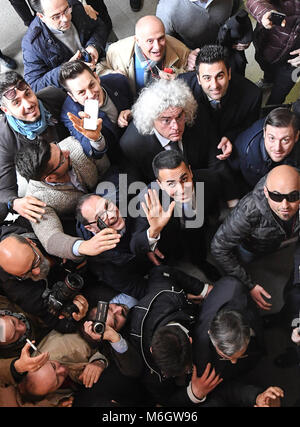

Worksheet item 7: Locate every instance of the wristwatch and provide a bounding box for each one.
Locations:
[7,197,18,214]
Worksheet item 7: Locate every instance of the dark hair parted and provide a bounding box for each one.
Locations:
[151,325,192,378]
[264,107,300,135]
[152,150,189,179]
[195,44,231,75]
[15,139,52,181]
[59,60,95,91]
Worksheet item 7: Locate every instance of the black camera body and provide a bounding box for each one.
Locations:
[93,301,109,334]
[80,48,92,63]
[42,272,84,319]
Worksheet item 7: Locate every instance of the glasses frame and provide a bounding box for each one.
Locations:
[86,199,115,229]
[266,187,300,203]
[44,148,66,179]
[47,5,72,23]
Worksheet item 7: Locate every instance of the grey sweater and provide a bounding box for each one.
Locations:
[156,0,241,49]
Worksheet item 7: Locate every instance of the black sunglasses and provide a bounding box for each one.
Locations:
[266,188,300,203]
[2,79,28,100]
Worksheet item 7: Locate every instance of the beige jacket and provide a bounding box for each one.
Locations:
[27,136,110,260]
[97,35,191,96]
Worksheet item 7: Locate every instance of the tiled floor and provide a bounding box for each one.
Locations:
[0,0,299,407]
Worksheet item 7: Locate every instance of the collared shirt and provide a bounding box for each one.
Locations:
[189,0,215,8]
[153,128,183,152]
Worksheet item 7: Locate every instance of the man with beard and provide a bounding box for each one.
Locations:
[0,71,68,223]
[0,232,89,334]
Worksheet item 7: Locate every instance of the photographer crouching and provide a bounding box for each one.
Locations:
[0,225,89,334]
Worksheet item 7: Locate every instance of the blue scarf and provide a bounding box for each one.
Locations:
[6,100,53,140]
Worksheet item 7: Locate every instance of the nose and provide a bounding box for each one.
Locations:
[170,119,179,130]
[22,97,32,109]
[274,140,281,151]
[210,77,219,89]
[152,39,159,50]
[281,198,289,208]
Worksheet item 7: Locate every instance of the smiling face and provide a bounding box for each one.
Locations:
[197,61,231,101]
[66,69,105,107]
[264,124,298,163]
[135,16,166,62]
[0,82,40,122]
[82,195,125,234]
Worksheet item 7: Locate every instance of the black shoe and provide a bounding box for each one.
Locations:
[273,347,298,368]
[0,54,17,70]
[130,0,142,12]
[194,260,221,282]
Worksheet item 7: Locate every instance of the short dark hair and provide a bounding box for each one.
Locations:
[152,150,189,179]
[0,71,25,104]
[15,139,51,181]
[195,44,231,74]
[76,193,97,225]
[264,107,300,135]
[151,325,192,378]
[209,308,250,357]
[28,0,44,14]
[59,60,95,92]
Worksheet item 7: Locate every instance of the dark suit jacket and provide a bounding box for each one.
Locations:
[178,71,262,143]
[192,276,265,381]
[119,107,221,185]
[61,73,133,163]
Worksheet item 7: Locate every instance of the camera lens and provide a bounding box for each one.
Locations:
[93,322,105,335]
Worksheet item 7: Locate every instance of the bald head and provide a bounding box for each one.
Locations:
[0,235,49,280]
[264,165,300,221]
[135,15,166,62]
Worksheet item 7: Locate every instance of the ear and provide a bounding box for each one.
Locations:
[44,175,56,184]
[156,178,163,190]
[84,224,93,233]
[263,185,269,199]
[295,130,300,142]
[228,67,232,81]
[0,105,8,115]
[25,238,37,247]
[149,346,153,354]
[189,165,193,179]
[196,73,201,86]
[37,12,45,23]
[189,336,193,344]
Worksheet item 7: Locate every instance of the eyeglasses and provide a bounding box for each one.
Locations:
[2,80,28,100]
[44,148,66,178]
[47,5,72,22]
[266,188,300,203]
[86,199,115,229]
[14,243,41,281]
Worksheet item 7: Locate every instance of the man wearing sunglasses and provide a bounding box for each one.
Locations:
[22,0,109,92]
[0,71,68,224]
[211,165,300,310]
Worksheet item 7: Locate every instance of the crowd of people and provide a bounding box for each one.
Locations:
[0,0,299,408]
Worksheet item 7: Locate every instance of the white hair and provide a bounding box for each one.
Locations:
[132,78,198,135]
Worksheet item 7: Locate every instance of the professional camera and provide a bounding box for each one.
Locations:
[93,301,109,334]
[42,272,84,319]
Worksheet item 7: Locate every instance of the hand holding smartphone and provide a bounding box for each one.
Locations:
[83,99,99,130]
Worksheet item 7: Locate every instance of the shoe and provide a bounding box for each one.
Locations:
[130,0,142,12]
[194,260,221,282]
[0,54,17,70]
[256,78,273,90]
[273,347,298,368]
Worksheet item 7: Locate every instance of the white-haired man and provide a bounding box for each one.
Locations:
[119,78,230,185]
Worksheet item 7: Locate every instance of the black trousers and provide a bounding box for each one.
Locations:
[8,0,34,26]
[85,0,112,32]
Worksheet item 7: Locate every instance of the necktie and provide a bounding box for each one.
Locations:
[168,140,181,152]
[210,99,221,110]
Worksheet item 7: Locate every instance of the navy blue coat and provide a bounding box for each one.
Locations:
[60,73,133,161]
[230,117,300,188]
[22,0,109,92]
